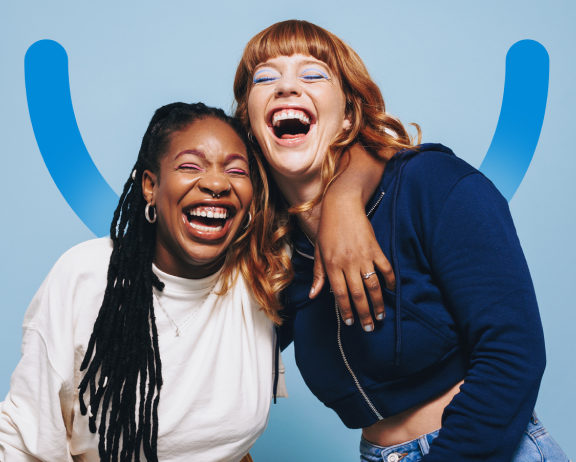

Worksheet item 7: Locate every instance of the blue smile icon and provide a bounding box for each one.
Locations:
[24,40,549,237]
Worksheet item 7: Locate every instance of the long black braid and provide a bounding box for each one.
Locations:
[78,102,249,462]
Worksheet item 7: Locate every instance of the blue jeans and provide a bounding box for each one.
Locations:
[360,412,569,462]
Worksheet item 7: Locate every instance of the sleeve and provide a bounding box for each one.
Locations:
[0,275,74,462]
[422,173,545,462]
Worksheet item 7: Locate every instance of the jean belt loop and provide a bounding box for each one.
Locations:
[418,435,431,455]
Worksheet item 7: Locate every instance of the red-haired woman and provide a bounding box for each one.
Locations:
[233,20,569,462]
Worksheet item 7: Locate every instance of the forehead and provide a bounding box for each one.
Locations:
[167,118,247,160]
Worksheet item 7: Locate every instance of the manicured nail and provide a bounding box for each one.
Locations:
[364,324,374,332]
[345,318,353,326]
[376,313,384,321]
[309,287,315,297]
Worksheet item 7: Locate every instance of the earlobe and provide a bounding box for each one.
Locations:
[342,118,352,131]
[142,170,157,205]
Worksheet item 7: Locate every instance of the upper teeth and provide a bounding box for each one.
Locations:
[187,206,229,219]
[272,110,311,127]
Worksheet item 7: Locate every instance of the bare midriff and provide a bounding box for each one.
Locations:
[362,380,465,447]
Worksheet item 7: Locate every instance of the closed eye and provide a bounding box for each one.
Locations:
[300,74,326,81]
[253,76,278,84]
[226,168,248,176]
[178,163,204,172]
[300,67,330,82]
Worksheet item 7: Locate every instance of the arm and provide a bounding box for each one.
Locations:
[423,173,545,461]
[313,144,395,332]
[0,272,74,462]
[0,329,72,462]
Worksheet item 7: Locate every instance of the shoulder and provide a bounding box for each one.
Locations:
[23,238,114,328]
[393,144,496,205]
[400,145,478,186]
[52,237,114,277]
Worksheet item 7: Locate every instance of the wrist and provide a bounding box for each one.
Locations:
[323,186,364,208]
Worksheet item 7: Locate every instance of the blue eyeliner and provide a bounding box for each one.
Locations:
[300,67,329,79]
[253,69,279,84]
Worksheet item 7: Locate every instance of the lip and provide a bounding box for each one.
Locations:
[181,200,239,242]
[266,104,316,148]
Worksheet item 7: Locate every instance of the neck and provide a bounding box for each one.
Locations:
[271,169,323,242]
[153,241,225,279]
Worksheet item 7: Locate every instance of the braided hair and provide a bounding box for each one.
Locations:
[78,102,249,462]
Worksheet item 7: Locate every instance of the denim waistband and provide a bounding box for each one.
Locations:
[360,412,570,462]
[360,429,440,462]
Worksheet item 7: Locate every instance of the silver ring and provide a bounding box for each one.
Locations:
[362,271,376,279]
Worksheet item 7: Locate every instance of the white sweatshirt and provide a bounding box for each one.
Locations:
[0,238,287,462]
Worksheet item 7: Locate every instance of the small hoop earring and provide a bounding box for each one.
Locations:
[247,131,254,143]
[243,212,252,229]
[145,203,157,223]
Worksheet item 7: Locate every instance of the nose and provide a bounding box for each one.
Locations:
[197,173,231,198]
[274,74,302,98]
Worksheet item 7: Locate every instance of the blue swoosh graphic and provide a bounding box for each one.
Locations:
[25,40,119,237]
[479,40,549,201]
[24,39,549,236]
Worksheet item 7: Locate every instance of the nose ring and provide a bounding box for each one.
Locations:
[212,185,231,199]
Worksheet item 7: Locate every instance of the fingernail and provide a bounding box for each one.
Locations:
[309,287,315,297]
[376,313,384,321]
[345,318,353,326]
[364,324,374,332]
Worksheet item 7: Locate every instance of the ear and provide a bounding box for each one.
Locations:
[342,117,352,131]
[142,170,158,205]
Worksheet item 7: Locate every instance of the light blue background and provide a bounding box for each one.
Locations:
[1,1,575,460]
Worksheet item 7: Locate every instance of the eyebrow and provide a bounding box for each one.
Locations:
[224,153,248,164]
[175,149,205,160]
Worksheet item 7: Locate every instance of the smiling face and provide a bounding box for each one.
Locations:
[247,54,350,184]
[142,118,252,279]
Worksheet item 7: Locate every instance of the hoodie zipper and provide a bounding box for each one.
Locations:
[335,190,385,420]
[298,190,386,420]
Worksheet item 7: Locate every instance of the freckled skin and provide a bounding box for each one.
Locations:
[142,118,253,279]
[248,54,350,190]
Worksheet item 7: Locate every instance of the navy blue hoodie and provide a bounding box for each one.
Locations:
[279,144,546,461]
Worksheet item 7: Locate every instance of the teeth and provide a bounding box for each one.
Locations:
[190,222,223,232]
[272,109,311,127]
[186,206,229,219]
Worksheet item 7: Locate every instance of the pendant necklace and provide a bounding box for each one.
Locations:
[153,288,213,337]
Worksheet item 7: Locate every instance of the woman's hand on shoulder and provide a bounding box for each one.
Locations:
[310,144,395,332]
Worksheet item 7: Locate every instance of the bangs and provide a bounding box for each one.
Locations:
[244,20,339,72]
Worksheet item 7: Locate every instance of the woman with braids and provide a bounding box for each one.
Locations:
[0,102,291,462]
[232,20,569,462]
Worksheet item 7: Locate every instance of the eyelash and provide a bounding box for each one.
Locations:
[253,76,278,84]
[227,169,248,176]
[301,74,326,81]
[179,164,203,172]
[253,74,327,84]
[179,164,247,176]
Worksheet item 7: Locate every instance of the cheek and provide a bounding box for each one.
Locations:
[238,181,254,209]
[247,92,265,130]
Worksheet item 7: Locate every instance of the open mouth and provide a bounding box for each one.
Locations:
[271,108,312,141]
[183,204,234,238]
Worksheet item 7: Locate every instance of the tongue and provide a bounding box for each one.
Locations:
[281,133,306,140]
